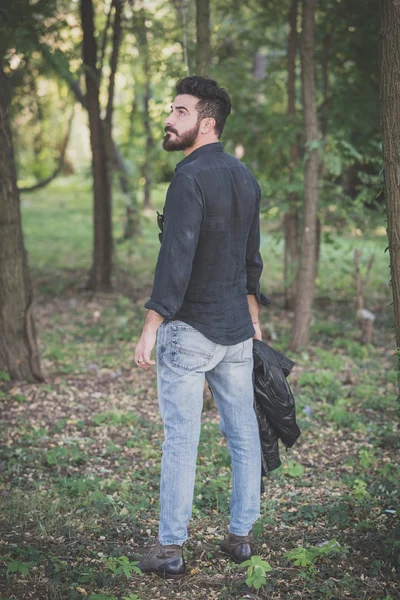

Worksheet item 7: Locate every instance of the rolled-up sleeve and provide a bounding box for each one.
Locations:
[246,184,269,306]
[145,172,204,318]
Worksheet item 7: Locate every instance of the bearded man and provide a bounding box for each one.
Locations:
[134,76,267,578]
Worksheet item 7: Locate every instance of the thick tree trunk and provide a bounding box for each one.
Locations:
[196,0,210,76]
[284,0,300,311]
[0,69,43,382]
[81,0,113,292]
[379,0,400,358]
[290,0,320,351]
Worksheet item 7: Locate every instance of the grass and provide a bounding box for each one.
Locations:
[0,177,398,600]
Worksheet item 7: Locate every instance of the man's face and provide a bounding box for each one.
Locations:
[163,94,201,152]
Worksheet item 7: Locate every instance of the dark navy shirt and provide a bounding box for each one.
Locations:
[145,142,268,345]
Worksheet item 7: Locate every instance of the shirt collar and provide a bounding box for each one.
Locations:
[175,141,224,171]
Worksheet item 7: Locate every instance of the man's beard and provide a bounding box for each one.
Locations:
[163,121,200,151]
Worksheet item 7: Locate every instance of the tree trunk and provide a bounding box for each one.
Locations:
[0,69,43,382]
[379,0,400,360]
[290,0,320,351]
[284,0,300,311]
[143,74,153,208]
[103,0,123,208]
[138,7,154,209]
[81,0,113,292]
[171,0,190,74]
[196,0,210,76]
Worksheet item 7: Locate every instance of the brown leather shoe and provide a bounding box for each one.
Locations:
[220,532,254,564]
[135,540,186,579]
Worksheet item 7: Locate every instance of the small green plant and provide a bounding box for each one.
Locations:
[5,558,32,576]
[44,445,88,466]
[0,370,10,381]
[104,555,141,578]
[352,478,371,501]
[13,393,26,403]
[122,594,141,600]
[240,555,272,590]
[92,410,136,427]
[358,448,375,469]
[285,539,347,573]
[332,338,371,360]
[329,402,360,430]
[284,460,305,478]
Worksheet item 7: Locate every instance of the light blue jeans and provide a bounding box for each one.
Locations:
[156,320,261,546]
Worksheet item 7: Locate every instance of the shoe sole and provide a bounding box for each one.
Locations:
[140,568,186,580]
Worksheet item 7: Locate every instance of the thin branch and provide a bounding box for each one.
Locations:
[19,110,74,193]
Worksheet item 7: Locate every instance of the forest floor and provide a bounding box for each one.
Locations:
[0,180,399,600]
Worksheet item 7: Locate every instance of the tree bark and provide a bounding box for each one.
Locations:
[284,0,300,311]
[171,0,190,74]
[379,0,400,359]
[104,0,123,207]
[290,0,320,351]
[136,6,154,209]
[68,77,141,236]
[196,0,210,76]
[81,0,113,292]
[0,68,43,382]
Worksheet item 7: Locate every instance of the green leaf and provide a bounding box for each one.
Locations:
[253,576,267,589]
[6,560,30,575]
[240,559,253,567]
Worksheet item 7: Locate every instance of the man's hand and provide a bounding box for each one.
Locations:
[253,322,262,341]
[134,310,163,369]
[247,294,262,341]
[135,329,157,368]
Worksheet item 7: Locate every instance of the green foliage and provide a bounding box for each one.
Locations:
[104,556,141,578]
[13,393,27,403]
[5,558,32,576]
[297,369,342,403]
[44,445,88,467]
[358,448,375,469]
[332,338,372,360]
[283,460,305,478]
[0,371,11,382]
[328,402,360,430]
[240,555,272,590]
[284,539,348,573]
[92,410,136,427]
[352,479,371,502]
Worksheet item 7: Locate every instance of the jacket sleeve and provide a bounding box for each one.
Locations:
[145,172,203,319]
[246,181,269,306]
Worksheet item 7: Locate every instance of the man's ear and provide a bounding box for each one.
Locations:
[201,118,216,134]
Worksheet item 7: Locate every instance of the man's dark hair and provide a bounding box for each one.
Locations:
[175,76,231,138]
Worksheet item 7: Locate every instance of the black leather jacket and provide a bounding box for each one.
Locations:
[253,340,301,478]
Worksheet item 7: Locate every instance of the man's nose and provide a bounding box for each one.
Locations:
[165,113,174,126]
